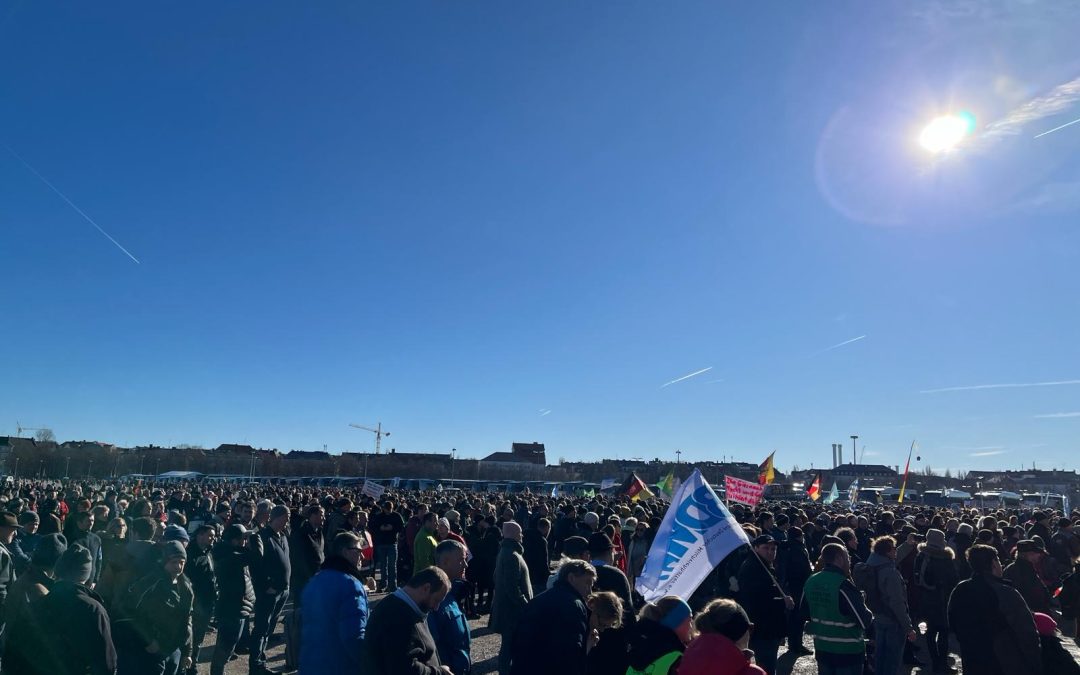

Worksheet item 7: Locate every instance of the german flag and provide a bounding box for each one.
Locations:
[757,452,776,485]
[621,473,655,501]
[807,473,822,501]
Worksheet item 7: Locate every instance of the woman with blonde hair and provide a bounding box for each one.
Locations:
[585,590,627,675]
[679,598,765,675]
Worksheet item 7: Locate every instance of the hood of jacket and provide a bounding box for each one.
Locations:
[626,618,685,670]
[866,551,895,569]
[916,543,955,560]
[321,554,364,581]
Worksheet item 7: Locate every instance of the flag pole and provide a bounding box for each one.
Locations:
[749,544,789,600]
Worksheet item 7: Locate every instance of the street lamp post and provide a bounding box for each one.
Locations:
[12,457,18,480]
[676,449,682,464]
[65,456,71,478]
[450,448,456,487]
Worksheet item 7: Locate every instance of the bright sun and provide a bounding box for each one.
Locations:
[919,113,975,153]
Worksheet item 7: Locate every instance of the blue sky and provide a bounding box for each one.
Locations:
[3,2,1080,472]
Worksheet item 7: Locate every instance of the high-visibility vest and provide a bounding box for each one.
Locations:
[802,569,865,655]
[625,650,681,675]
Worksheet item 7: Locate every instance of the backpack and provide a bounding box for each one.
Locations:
[913,552,936,591]
[853,562,896,622]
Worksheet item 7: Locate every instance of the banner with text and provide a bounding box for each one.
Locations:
[362,480,386,499]
[635,469,750,602]
[724,475,765,507]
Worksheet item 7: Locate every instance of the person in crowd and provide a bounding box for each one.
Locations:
[324,498,353,544]
[289,504,325,606]
[735,534,792,675]
[588,532,635,627]
[584,591,625,675]
[0,510,23,646]
[624,596,693,675]
[1029,512,1053,545]
[466,516,499,614]
[4,532,67,674]
[414,512,440,573]
[37,543,117,675]
[1050,517,1080,576]
[1033,611,1080,675]
[510,559,596,675]
[521,517,551,594]
[778,525,811,655]
[248,504,291,675]
[363,566,452,675]
[948,543,1042,675]
[679,598,767,675]
[10,511,40,575]
[113,540,194,675]
[853,535,915,675]
[370,500,405,592]
[299,531,369,674]
[490,521,533,675]
[210,524,256,675]
[428,540,471,675]
[185,524,218,675]
[625,520,652,587]
[68,510,103,588]
[1004,539,1054,616]
[912,528,959,673]
[801,542,872,675]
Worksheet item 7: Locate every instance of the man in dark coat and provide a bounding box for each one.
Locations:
[779,526,812,655]
[114,541,194,675]
[735,535,793,675]
[67,510,104,587]
[490,522,532,675]
[4,533,66,675]
[248,504,291,675]
[363,566,451,675]
[288,504,324,606]
[211,524,256,675]
[1004,539,1054,615]
[913,529,959,673]
[509,560,596,675]
[521,518,550,594]
[588,532,635,627]
[0,510,23,645]
[948,544,1041,675]
[38,543,118,675]
[185,525,218,675]
[1028,512,1053,547]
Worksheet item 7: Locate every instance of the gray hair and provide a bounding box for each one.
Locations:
[557,559,596,583]
[434,539,466,566]
[256,499,274,515]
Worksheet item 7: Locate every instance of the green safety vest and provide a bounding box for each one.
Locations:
[802,569,866,655]
[626,650,681,675]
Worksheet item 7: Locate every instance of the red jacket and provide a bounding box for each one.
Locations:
[676,633,766,675]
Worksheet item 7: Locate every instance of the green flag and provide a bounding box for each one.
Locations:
[823,481,840,504]
[656,471,675,497]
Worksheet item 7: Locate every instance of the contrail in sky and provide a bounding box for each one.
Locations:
[3,144,141,264]
[1034,411,1080,419]
[538,409,552,417]
[817,334,866,353]
[1034,115,1080,139]
[970,449,1008,457]
[660,366,713,388]
[921,379,1080,394]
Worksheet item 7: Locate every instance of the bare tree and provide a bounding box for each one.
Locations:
[34,428,55,443]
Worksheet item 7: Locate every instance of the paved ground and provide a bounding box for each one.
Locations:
[212,592,1080,675]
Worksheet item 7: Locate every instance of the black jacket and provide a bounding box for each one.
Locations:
[38,581,117,675]
[947,572,1041,675]
[510,580,589,675]
[594,562,635,627]
[521,529,550,590]
[114,569,195,659]
[913,545,959,625]
[1003,557,1052,614]
[185,541,218,616]
[67,529,103,586]
[3,566,54,675]
[362,591,442,675]
[212,540,256,620]
[778,539,811,597]
[624,618,684,673]
[736,553,787,640]
[288,520,324,599]
[250,526,291,595]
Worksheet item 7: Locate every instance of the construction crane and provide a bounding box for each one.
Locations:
[349,422,390,455]
[16,421,44,438]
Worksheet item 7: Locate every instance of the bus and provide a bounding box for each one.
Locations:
[1021,493,1068,510]
[974,491,1023,507]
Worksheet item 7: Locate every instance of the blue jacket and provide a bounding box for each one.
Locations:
[299,556,368,675]
[428,580,471,675]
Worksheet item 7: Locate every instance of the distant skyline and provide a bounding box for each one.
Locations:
[3,2,1080,473]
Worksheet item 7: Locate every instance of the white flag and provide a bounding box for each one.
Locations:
[634,469,749,602]
[601,478,616,490]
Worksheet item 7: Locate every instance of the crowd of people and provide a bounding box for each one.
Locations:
[0,476,1076,675]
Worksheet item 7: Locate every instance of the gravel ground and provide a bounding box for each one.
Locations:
[211,592,1080,675]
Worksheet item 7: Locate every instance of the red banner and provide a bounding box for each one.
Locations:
[724,475,765,506]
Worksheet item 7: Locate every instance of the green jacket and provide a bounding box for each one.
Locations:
[413,529,439,571]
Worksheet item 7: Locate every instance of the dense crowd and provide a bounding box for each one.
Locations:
[0,478,1076,675]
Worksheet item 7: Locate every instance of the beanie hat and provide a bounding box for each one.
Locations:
[957,523,974,537]
[502,521,522,540]
[1033,612,1058,637]
[588,533,614,555]
[583,512,600,528]
[925,528,947,550]
[18,511,40,526]
[55,544,93,583]
[163,524,190,543]
[659,598,693,631]
[445,509,460,524]
[161,541,188,561]
[710,602,752,643]
[32,533,67,568]
[438,517,451,530]
[563,536,590,558]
